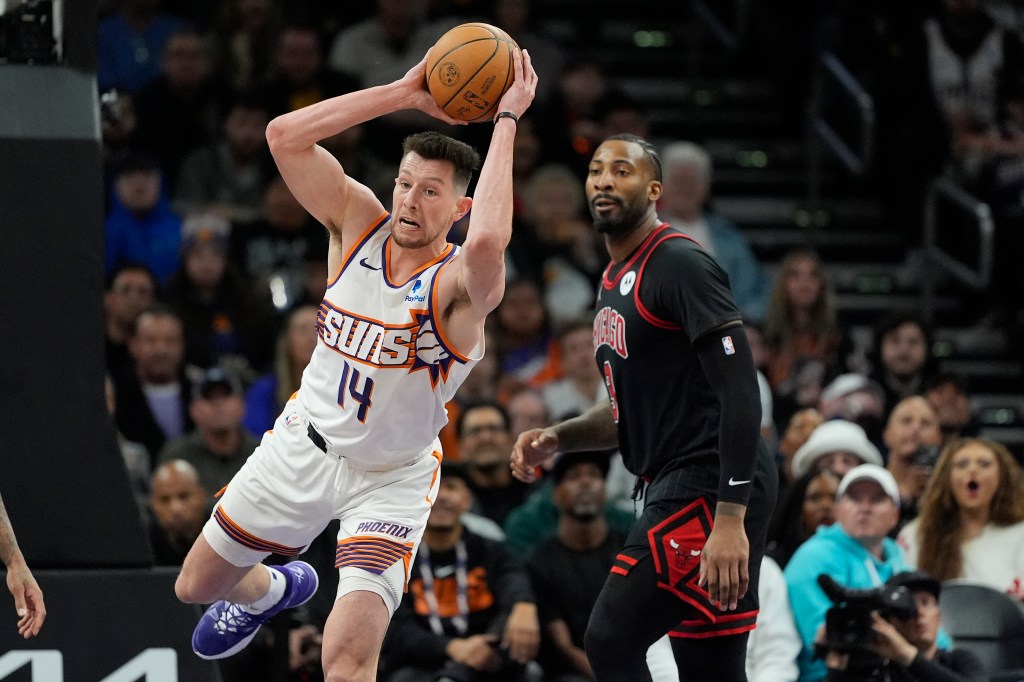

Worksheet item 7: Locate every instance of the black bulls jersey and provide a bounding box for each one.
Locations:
[593,223,742,479]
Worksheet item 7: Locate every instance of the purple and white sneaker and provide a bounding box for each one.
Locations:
[192,561,319,660]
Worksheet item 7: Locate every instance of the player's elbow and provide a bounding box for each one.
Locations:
[265,116,300,155]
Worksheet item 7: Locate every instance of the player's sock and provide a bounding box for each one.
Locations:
[241,566,286,614]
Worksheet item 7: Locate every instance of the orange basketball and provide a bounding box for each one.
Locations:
[425,23,518,123]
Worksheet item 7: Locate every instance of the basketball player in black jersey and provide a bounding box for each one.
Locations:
[511,134,778,680]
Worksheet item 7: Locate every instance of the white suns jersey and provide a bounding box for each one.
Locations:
[297,213,481,467]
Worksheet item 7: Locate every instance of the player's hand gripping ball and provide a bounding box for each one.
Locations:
[425,23,519,122]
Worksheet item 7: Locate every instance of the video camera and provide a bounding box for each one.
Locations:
[818,574,917,654]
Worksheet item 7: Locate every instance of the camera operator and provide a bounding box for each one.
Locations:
[784,464,912,681]
[820,571,985,681]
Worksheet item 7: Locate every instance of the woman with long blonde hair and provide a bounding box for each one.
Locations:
[763,249,849,429]
[897,438,1024,596]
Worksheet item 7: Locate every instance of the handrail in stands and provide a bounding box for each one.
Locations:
[690,0,738,50]
[807,53,875,205]
[921,177,995,324]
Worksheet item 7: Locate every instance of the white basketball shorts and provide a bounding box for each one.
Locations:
[202,397,442,614]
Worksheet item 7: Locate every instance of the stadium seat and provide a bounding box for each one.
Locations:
[939,580,1024,681]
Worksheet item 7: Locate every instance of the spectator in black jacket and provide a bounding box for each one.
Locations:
[382,462,539,682]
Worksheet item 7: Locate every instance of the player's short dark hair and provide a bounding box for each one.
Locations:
[106,261,159,293]
[604,133,662,181]
[402,132,481,194]
[455,399,511,437]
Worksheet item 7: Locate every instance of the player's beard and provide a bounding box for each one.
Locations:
[591,193,649,238]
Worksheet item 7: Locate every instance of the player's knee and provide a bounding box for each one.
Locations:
[174,571,215,605]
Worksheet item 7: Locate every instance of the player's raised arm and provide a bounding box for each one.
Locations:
[456,49,538,318]
[265,57,466,243]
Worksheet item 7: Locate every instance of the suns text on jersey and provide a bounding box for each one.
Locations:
[593,306,629,358]
[318,303,417,367]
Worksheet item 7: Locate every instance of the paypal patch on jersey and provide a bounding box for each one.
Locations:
[406,279,425,303]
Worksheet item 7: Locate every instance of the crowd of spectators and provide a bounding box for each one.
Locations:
[96,0,1024,680]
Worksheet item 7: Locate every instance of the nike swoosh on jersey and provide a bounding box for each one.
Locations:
[359,257,381,271]
[728,477,751,486]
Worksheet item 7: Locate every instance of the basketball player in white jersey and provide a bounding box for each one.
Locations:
[173,48,538,681]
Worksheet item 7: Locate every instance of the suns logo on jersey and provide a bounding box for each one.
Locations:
[317,302,457,386]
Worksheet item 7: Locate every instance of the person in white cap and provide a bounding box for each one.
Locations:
[790,420,884,480]
[783,464,911,682]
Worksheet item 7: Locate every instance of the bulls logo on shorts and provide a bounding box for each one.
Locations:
[648,497,716,620]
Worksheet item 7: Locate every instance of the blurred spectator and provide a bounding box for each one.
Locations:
[327,0,436,89]
[542,318,604,423]
[164,214,276,373]
[454,331,501,406]
[97,0,189,94]
[104,263,159,377]
[791,420,884,481]
[520,164,604,323]
[979,75,1024,329]
[382,461,539,682]
[112,305,195,457]
[593,93,650,143]
[817,373,887,447]
[148,459,210,565]
[489,0,564,105]
[777,407,825,489]
[923,373,983,445]
[507,389,550,437]
[784,464,911,682]
[105,152,183,285]
[457,401,535,525]
[509,118,544,217]
[100,93,142,173]
[105,374,153,522]
[230,175,328,311]
[534,60,613,173]
[502,450,635,558]
[659,141,770,323]
[745,322,777,450]
[134,28,220,192]
[439,333,502,462]
[260,23,359,119]
[898,438,1024,597]
[525,451,623,681]
[493,278,560,392]
[325,0,446,175]
[763,249,851,431]
[868,312,935,421]
[883,396,942,524]
[745,556,800,682]
[923,0,1024,182]
[212,0,283,91]
[158,367,260,503]
[243,304,318,436]
[767,468,840,569]
[175,90,274,223]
